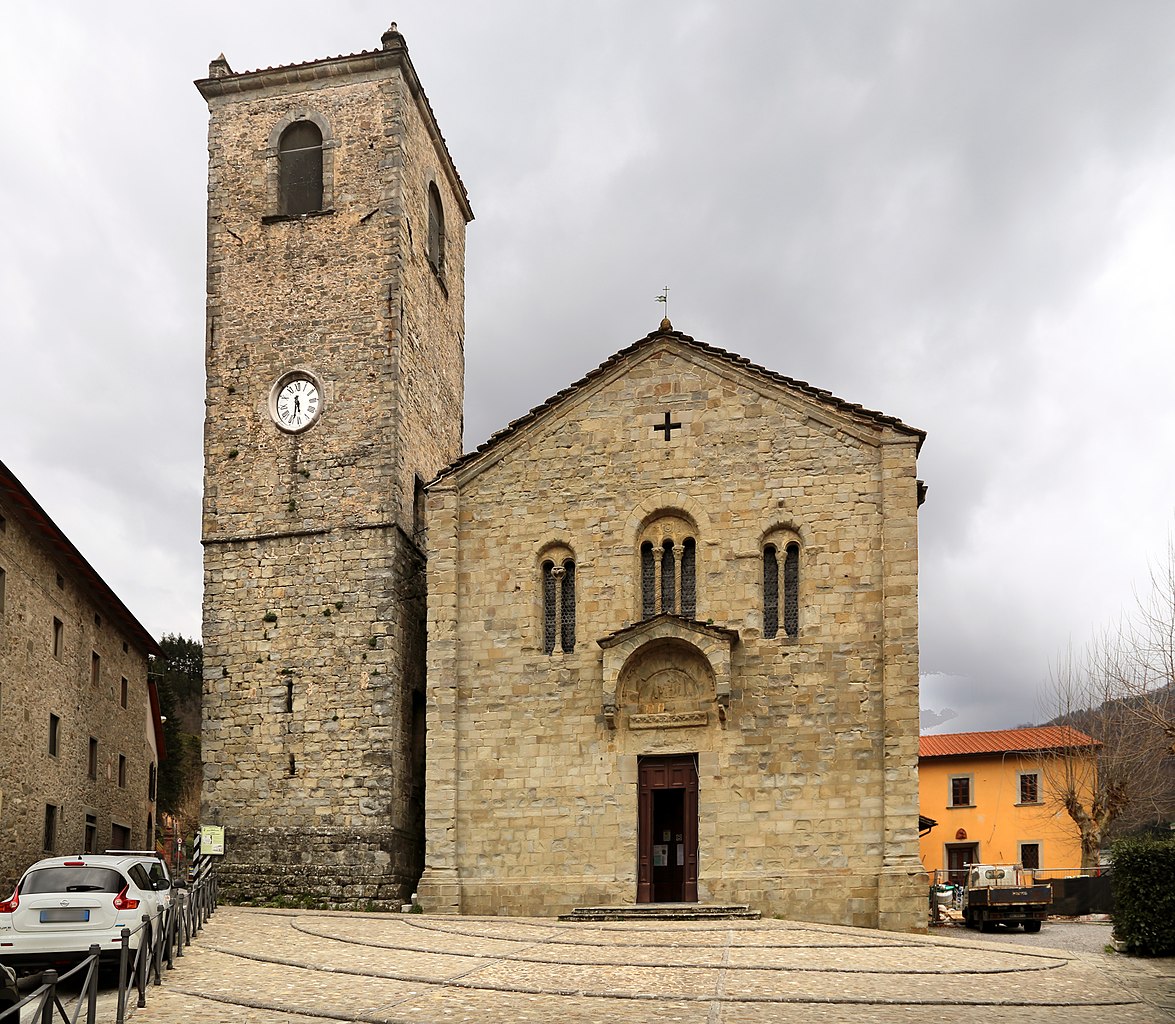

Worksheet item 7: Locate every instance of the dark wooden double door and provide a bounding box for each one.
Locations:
[637,754,699,903]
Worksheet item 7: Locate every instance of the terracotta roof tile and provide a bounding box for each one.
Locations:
[919,726,1099,758]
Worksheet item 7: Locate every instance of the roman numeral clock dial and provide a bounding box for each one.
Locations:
[269,371,323,433]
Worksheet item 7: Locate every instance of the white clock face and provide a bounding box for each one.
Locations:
[271,373,322,432]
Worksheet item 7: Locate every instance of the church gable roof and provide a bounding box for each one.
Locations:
[433,323,925,486]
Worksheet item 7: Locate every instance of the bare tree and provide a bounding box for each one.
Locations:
[1040,639,1168,871]
[1116,538,1175,756]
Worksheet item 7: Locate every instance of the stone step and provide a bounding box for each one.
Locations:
[559,903,761,922]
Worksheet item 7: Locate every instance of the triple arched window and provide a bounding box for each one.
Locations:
[278,121,324,216]
[541,552,576,654]
[639,515,697,619]
[763,539,800,638]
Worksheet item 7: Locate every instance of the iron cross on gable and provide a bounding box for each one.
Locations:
[653,411,682,441]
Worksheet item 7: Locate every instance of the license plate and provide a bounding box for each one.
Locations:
[39,909,90,923]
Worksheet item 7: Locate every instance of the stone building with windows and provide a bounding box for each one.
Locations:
[0,460,163,889]
[196,25,469,904]
[197,25,929,931]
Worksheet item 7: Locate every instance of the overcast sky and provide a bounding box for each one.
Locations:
[3,2,1173,734]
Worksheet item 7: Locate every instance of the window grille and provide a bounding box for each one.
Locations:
[542,561,556,654]
[783,542,799,637]
[680,539,696,617]
[763,545,779,638]
[560,560,576,653]
[279,121,323,216]
[660,541,675,614]
[1020,843,1041,870]
[641,542,656,618]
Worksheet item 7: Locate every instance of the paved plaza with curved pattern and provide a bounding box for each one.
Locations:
[130,907,1174,1022]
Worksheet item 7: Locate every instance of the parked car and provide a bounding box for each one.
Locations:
[0,852,172,971]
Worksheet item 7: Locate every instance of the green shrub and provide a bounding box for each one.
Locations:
[1111,836,1175,956]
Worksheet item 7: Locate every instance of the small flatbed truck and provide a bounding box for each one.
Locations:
[961,864,1051,932]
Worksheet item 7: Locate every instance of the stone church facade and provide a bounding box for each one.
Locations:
[198,26,928,931]
[416,329,928,930]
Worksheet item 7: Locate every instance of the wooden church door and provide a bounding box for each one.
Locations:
[637,754,699,903]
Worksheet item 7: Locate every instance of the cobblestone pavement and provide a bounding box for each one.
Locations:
[127,907,1175,1023]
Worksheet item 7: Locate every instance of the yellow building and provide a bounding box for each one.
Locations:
[918,727,1098,882]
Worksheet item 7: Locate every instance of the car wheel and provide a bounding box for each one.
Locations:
[1023,920,1042,933]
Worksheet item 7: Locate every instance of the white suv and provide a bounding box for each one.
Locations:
[0,852,172,971]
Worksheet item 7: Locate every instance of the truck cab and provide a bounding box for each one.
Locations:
[961,863,1051,932]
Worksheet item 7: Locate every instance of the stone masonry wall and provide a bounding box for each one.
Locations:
[0,494,156,891]
[421,339,926,930]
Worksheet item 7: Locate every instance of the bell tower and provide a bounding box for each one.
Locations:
[196,25,471,903]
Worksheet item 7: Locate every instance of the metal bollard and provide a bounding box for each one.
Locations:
[136,915,150,1008]
[152,909,164,986]
[116,927,131,1024]
[87,945,101,1024]
[37,969,57,1024]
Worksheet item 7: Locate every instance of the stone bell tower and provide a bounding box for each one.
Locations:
[196,25,472,903]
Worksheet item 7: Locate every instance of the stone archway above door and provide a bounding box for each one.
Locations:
[597,615,739,729]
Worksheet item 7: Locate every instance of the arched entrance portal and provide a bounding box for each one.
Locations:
[637,754,698,903]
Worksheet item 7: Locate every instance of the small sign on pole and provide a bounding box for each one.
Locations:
[199,825,226,856]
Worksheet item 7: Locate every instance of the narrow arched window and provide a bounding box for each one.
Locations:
[641,542,656,618]
[680,538,696,618]
[427,182,445,272]
[783,542,800,638]
[279,121,323,215]
[560,560,576,653]
[542,560,557,655]
[660,540,676,614]
[763,545,779,638]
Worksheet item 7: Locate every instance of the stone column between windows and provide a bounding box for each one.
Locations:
[552,564,566,647]
[876,432,928,932]
[417,481,461,913]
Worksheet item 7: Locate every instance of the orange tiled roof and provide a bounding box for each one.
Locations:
[919,726,1099,758]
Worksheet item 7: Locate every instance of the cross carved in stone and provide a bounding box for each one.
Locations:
[653,411,683,442]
